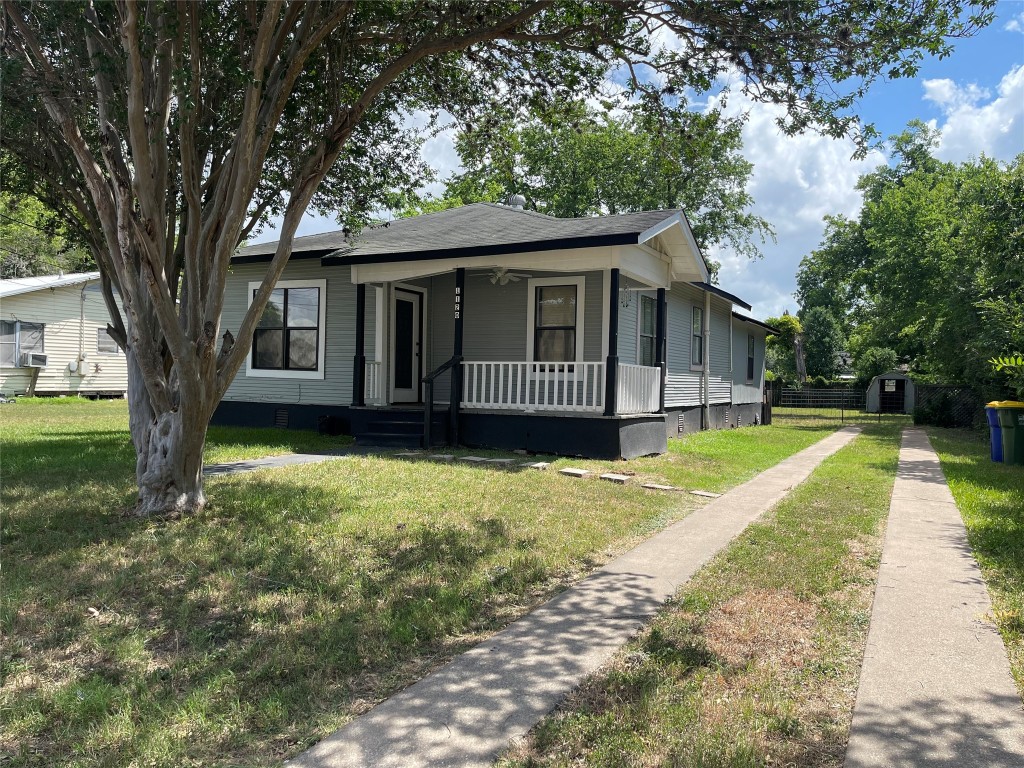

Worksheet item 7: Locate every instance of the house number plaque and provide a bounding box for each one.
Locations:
[454,285,461,319]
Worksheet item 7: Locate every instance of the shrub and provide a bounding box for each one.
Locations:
[913,392,956,427]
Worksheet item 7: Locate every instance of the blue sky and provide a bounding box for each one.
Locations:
[257,1,1024,320]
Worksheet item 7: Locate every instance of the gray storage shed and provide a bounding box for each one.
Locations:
[866,370,916,414]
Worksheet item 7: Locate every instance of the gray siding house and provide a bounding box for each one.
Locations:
[215,203,774,458]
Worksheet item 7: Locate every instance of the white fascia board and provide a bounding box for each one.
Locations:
[349,246,618,284]
[638,213,709,284]
[618,246,672,288]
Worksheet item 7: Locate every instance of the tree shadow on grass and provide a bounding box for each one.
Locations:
[3,472,573,766]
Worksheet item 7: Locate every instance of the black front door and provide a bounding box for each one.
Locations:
[392,289,422,402]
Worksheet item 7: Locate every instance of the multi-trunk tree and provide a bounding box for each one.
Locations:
[1,0,995,515]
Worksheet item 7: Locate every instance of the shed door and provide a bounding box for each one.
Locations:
[880,378,906,413]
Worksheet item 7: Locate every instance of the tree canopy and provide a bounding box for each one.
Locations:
[1,0,996,514]
[0,193,94,278]
[796,121,1023,395]
[765,312,804,382]
[410,97,772,263]
[801,306,845,380]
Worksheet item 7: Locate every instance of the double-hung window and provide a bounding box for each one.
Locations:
[246,280,327,379]
[638,294,656,367]
[534,284,577,362]
[747,334,756,381]
[0,320,44,366]
[691,306,704,368]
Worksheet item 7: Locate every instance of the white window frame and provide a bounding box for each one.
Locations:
[746,333,756,382]
[96,327,121,355]
[690,305,704,371]
[636,292,658,367]
[245,279,328,380]
[0,320,45,367]
[525,275,586,364]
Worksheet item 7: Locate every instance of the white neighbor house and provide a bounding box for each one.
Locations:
[0,272,127,397]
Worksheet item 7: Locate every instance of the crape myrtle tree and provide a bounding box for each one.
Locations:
[0,0,995,516]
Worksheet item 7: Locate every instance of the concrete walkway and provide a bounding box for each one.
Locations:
[288,426,862,768]
[845,429,1024,768]
[204,451,353,476]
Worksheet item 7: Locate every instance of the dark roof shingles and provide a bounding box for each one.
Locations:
[237,203,677,260]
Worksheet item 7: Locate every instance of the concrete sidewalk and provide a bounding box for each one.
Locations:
[845,429,1024,768]
[289,426,862,768]
[203,450,352,477]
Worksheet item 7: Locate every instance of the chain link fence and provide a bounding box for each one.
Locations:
[767,384,908,427]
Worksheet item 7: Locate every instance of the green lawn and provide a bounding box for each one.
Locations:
[499,425,902,768]
[2,398,840,767]
[929,428,1024,696]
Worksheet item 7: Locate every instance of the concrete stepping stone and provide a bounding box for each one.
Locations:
[394,451,423,457]
[459,456,488,463]
[641,482,678,491]
[485,458,515,465]
[521,461,550,470]
[429,454,455,461]
[690,490,722,498]
[600,473,631,485]
[559,467,590,478]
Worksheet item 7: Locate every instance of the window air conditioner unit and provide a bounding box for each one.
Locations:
[20,352,48,368]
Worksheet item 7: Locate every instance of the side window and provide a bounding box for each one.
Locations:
[0,320,15,366]
[691,306,704,367]
[97,328,120,354]
[638,294,656,367]
[747,334,755,381]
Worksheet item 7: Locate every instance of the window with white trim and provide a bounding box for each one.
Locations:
[97,328,120,354]
[691,306,704,368]
[747,334,755,381]
[525,276,586,365]
[638,294,656,367]
[246,279,327,379]
[0,320,44,366]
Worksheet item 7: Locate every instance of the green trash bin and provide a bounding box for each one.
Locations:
[994,401,1024,466]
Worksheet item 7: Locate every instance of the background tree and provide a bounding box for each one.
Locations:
[801,306,845,380]
[417,96,772,263]
[854,346,899,384]
[0,193,94,277]
[2,0,996,515]
[765,313,803,382]
[796,121,1022,396]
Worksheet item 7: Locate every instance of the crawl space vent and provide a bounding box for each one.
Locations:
[274,408,289,428]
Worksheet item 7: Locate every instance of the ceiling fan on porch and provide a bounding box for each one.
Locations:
[473,267,532,286]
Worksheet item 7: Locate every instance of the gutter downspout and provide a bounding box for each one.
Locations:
[702,289,711,429]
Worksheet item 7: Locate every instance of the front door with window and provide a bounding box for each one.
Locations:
[392,288,423,403]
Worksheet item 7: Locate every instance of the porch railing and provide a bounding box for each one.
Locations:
[365,360,382,404]
[616,363,661,414]
[461,362,604,411]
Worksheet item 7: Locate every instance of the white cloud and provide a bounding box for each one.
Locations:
[705,81,884,319]
[922,78,990,110]
[928,64,1024,162]
[1004,12,1024,33]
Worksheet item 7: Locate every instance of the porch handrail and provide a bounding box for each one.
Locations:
[462,361,604,411]
[422,355,462,448]
[616,363,661,414]
[365,360,382,404]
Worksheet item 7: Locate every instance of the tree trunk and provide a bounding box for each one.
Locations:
[127,349,209,517]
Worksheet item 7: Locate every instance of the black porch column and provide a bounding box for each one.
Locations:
[604,268,620,416]
[656,287,667,413]
[450,268,465,444]
[352,282,366,407]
